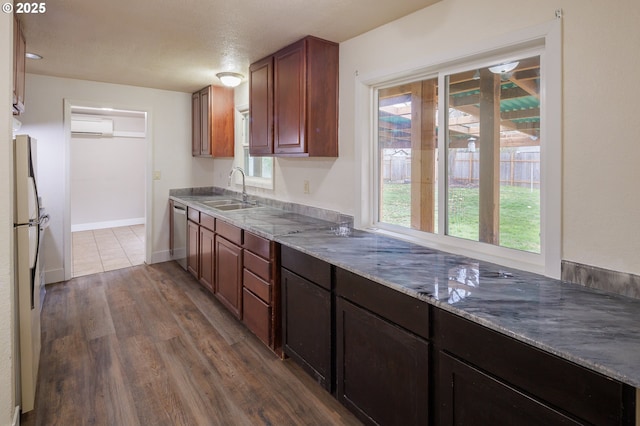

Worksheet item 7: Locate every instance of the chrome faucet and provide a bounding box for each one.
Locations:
[228,166,248,202]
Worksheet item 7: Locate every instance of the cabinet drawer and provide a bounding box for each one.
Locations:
[187,207,200,223]
[200,213,215,231]
[281,245,331,290]
[216,220,242,245]
[243,231,271,259]
[243,288,271,346]
[336,267,430,340]
[244,250,270,281]
[243,269,271,304]
[434,309,634,426]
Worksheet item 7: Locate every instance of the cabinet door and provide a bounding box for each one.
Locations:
[209,85,235,157]
[199,87,211,156]
[336,297,429,426]
[191,92,200,156]
[199,226,215,292]
[215,236,243,319]
[249,56,274,156]
[274,40,306,155]
[437,351,580,425]
[187,220,199,278]
[281,268,332,391]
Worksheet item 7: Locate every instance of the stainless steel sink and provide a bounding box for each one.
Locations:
[200,199,258,211]
[201,199,238,207]
[214,203,257,211]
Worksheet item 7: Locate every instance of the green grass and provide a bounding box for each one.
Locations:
[381,183,540,253]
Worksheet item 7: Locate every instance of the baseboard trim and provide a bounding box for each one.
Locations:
[151,250,172,265]
[71,217,145,232]
[44,268,65,285]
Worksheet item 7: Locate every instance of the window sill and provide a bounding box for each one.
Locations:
[368,225,548,277]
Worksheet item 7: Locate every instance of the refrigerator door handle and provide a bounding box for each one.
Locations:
[30,225,40,309]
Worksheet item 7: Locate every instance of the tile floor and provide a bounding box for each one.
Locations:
[72,225,145,277]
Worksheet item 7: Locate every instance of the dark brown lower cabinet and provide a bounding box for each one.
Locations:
[336,297,429,426]
[215,236,243,319]
[434,308,636,426]
[438,351,580,425]
[281,268,332,391]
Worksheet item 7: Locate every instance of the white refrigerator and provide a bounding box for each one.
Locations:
[14,134,48,413]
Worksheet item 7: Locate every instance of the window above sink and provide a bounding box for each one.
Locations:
[234,105,274,190]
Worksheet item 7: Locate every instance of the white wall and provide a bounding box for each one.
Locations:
[70,115,146,230]
[19,74,217,282]
[1,6,17,426]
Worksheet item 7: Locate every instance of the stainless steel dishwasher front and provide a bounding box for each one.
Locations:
[172,201,187,270]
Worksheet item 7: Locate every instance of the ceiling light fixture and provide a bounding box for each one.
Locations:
[216,72,243,88]
[25,52,43,60]
[488,61,519,74]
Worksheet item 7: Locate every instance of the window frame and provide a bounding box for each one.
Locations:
[356,20,561,278]
[234,105,274,190]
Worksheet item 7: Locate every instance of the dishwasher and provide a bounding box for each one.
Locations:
[172,201,187,270]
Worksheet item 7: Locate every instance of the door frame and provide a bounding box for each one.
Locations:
[62,99,153,280]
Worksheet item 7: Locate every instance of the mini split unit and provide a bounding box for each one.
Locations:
[70,117,114,136]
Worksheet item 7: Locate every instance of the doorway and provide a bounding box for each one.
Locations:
[66,104,149,278]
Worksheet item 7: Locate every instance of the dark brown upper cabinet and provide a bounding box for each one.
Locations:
[192,85,234,158]
[249,36,339,157]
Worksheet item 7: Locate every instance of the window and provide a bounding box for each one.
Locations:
[378,78,439,234]
[238,109,273,189]
[364,22,561,277]
[445,56,541,253]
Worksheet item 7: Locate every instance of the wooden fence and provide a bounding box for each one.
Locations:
[382,150,540,189]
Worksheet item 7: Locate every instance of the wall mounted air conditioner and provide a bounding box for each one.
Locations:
[71,118,114,136]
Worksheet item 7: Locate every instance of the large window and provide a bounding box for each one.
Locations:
[368,25,561,278]
[378,56,542,252]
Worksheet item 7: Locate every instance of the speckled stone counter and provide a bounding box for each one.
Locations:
[170,189,640,389]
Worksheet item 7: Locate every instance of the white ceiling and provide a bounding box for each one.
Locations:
[20,0,440,93]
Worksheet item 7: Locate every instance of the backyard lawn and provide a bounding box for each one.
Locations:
[381,183,540,253]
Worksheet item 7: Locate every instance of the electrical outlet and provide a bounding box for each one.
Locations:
[303,180,310,194]
[153,171,161,180]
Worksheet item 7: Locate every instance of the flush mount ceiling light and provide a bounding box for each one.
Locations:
[25,52,43,60]
[489,61,519,74]
[216,72,243,88]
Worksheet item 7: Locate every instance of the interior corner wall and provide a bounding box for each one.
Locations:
[1,5,16,425]
[18,74,216,282]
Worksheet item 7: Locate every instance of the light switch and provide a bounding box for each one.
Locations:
[153,171,161,180]
[303,180,310,194]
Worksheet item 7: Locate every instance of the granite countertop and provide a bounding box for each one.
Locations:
[170,190,640,389]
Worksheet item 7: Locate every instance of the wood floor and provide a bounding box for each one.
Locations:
[22,261,361,426]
